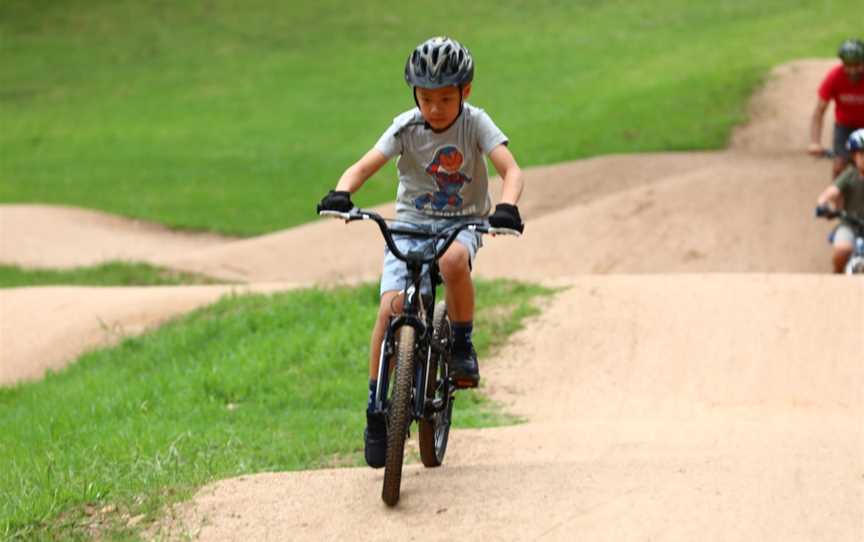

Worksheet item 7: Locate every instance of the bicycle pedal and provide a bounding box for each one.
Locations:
[453,378,478,389]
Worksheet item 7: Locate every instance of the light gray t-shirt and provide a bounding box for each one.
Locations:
[374,103,508,223]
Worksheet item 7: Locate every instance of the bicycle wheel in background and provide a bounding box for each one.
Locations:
[418,301,454,467]
[382,326,416,506]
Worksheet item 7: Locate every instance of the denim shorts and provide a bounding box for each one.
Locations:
[831,223,857,246]
[379,219,483,296]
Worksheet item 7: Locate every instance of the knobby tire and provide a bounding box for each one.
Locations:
[418,301,453,467]
[382,326,416,506]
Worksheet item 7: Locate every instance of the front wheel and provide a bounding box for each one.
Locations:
[382,326,416,507]
[418,301,453,467]
[845,255,864,274]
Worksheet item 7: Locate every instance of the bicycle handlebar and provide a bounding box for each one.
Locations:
[319,208,521,265]
[815,205,864,230]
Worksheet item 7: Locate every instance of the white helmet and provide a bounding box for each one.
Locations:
[847,128,864,153]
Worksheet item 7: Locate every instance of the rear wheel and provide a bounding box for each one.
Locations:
[418,301,453,467]
[382,326,416,506]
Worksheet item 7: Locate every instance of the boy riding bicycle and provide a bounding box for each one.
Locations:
[816,128,864,272]
[316,37,524,468]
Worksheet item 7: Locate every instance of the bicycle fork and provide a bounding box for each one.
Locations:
[372,286,431,420]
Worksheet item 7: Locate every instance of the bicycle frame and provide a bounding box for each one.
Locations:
[320,206,520,505]
[356,212,479,423]
[320,208,518,420]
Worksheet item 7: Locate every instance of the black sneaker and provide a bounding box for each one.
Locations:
[364,410,387,468]
[449,346,480,389]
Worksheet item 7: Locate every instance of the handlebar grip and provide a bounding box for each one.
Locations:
[815,205,836,219]
[319,210,352,220]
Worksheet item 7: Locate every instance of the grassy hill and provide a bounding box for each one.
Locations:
[1,1,858,235]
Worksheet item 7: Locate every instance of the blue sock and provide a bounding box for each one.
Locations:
[451,321,473,353]
[367,379,377,412]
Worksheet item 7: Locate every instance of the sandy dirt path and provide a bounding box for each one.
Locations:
[1,59,862,541]
[156,275,863,541]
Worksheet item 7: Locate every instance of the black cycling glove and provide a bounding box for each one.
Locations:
[316,190,354,213]
[814,205,836,218]
[488,203,524,233]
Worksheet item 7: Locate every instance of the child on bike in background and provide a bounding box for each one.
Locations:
[808,38,864,180]
[316,37,524,468]
[816,129,864,272]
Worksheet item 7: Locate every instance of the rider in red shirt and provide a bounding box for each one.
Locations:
[808,38,864,179]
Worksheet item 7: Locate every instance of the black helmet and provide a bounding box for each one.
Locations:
[838,38,864,64]
[404,36,474,89]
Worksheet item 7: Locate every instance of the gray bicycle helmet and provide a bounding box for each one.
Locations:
[404,36,474,89]
[847,128,864,152]
[838,38,864,64]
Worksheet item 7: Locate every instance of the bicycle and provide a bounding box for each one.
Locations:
[319,207,520,506]
[815,205,864,274]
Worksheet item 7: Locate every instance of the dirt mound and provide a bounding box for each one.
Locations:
[0,205,233,268]
[479,152,833,279]
[110,148,835,283]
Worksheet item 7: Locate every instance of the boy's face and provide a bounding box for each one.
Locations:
[854,150,864,174]
[415,84,471,131]
[843,62,864,82]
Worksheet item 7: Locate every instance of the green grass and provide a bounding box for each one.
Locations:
[0,262,225,288]
[1,1,858,235]
[0,279,555,540]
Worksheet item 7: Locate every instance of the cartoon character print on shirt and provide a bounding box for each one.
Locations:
[413,145,472,211]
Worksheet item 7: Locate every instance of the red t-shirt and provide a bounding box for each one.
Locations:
[818,64,864,127]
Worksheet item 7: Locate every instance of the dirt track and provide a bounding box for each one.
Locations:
[1,59,862,541]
